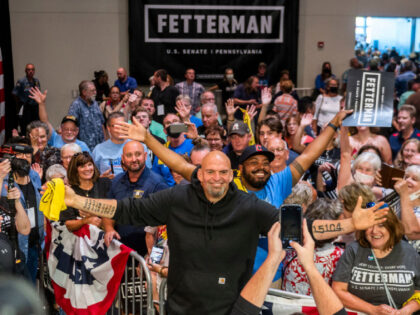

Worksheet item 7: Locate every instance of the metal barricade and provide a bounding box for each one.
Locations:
[158,278,167,315]
[110,250,155,315]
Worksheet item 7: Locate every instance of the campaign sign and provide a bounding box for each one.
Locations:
[129,0,299,84]
[343,70,394,127]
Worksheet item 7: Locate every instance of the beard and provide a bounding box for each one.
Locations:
[122,160,144,173]
[242,166,270,189]
[205,182,228,199]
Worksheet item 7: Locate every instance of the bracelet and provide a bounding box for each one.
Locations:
[327,122,338,131]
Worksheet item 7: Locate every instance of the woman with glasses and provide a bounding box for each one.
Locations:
[59,152,110,231]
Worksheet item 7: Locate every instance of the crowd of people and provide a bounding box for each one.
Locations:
[1,50,420,315]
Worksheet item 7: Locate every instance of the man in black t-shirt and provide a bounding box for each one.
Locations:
[150,69,179,124]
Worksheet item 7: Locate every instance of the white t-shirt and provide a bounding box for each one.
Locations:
[314,94,342,127]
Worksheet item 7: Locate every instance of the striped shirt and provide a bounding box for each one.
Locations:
[273,93,298,123]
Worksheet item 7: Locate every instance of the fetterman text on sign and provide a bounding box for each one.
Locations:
[343,70,394,127]
[129,0,299,84]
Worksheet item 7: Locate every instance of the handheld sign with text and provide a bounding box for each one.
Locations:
[343,70,394,127]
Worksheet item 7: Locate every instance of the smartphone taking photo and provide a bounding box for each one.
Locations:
[280,204,303,249]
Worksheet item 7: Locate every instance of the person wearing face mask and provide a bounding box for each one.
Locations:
[314,61,335,96]
[1,141,43,283]
[68,80,106,150]
[209,68,238,105]
[313,78,342,135]
[339,127,387,200]
[151,113,194,186]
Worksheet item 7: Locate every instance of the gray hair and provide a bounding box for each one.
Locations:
[200,91,215,103]
[26,120,50,138]
[61,143,82,155]
[201,103,218,114]
[176,94,191,106]
[405,165,420,180]
[353,152,381,172]
[45,164,67,181]
[78,80,93,95]
[283,182,313,207]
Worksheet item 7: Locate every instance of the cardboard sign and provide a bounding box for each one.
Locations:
[343,70,394,127]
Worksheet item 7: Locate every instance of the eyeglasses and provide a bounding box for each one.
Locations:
[16,152,32,158]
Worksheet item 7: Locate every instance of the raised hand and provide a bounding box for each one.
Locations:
[318,162,335,173]
[352,196,389,231]
[300,113,313,127]
[261,87,272,105]
[175,100,190,122]
[114,117,147,142]
[29,87,47,104]
[393,177,409,196]
[225,98,238,118]
[31,163,43,180]
[184,121,199,139]
[332,109,353,127]
[267,222,285,262]
[7,187,21,200]
[245,104,258,121]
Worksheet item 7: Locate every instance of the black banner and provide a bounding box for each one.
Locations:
[343,70,394,127]
[129,0,299,84]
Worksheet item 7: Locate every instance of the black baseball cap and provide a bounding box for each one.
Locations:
[61,115,79,127]
[239,145,275,164]
[228,121,250,136]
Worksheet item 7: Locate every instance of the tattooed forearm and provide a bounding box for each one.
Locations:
[82,198,116,218]
[312,223,342,234]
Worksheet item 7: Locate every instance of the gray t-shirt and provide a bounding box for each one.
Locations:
[333,241,420,308]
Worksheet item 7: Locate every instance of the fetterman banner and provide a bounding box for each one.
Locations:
[129,0,299,84]
[343,69,394,127]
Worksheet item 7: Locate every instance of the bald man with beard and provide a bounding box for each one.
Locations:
[64,118,390,315]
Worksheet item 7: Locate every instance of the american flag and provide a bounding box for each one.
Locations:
[0,48,5,145]
[45,221,132,315]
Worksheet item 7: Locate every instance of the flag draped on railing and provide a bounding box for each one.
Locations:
[45,221,132,315]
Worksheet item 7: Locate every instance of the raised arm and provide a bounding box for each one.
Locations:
[292,113,313,153]
[291,220,345,315]
[394,178,420,238]
[290,110,352,185]
[115,117,196,181]
[29,87,54,138]
[337,126,353,191]
[257,87,272,123]
[312,196,389,240]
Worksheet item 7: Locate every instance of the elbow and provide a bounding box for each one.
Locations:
[18,225,31,235]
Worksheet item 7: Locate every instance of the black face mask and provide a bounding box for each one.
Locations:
[329,86,338,94]
[11,158,31,177]
[166,128,182,139]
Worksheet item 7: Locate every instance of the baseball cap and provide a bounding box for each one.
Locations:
[61,115,79,127]
[239,144,275,164]
[228,121,250,136]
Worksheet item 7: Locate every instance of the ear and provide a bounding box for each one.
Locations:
[238,164,243,174]
[197,168,203,182]
[228,169,234,182]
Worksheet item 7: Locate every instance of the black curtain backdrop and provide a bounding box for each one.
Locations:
[0,0,16,141]
[129,0,299,85]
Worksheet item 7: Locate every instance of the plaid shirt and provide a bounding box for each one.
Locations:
[175,81,205,111]
[273,93,298,123]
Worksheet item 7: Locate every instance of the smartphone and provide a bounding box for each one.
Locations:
[280,204,303,249]
[150,246,164,264]
[109,159,114,174]
[168,123,188,134]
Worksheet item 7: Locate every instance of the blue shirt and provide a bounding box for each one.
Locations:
[395,71,416,97]
[68,97,104,150]
[152,138,194,186]
[245,167,293,281]
[12,76,41,106]
[189,115,203,128]
[389,128,420,159]
[92,139,152,175]
[114,76,138,93]
[108,167,168,254]
[247,167,293,208]
[48,130,91,153]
